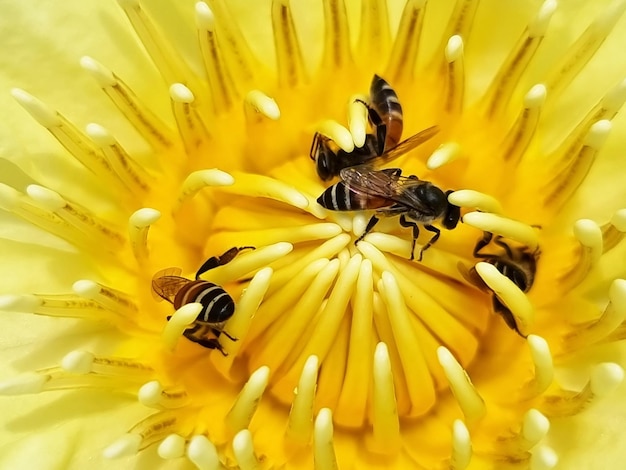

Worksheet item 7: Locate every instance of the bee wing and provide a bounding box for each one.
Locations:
[374,125,439,166]
[151,267,187,303]
[339,166,402,199]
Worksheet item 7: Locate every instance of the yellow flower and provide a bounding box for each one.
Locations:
[1,0,626,468]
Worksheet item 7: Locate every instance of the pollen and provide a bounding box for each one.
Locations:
[1,0,626,469]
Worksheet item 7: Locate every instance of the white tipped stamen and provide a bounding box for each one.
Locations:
[161,303,203,351]
[451,419,472,470]
[26,185,65,211]
[371,342,400,453]
[427,141,461,169]
[521,409,550,449]
[525,84,547,108]
[73,280,137,314]
[103,434,142,459]
[80,56,117,86]
[175,169,235,210]
[245,90,280,120]
[170,83,195,103]
[222,172,310,212]
[226,366,270,433]
[86,123,116,147]
[590,362,624,397]
[463,212,539,249]
[158,434,186,459]
[611,209,626,231]
[315,120,355,153]
[529,0,557,37]
[187,435,220,470]
[445,34,464,62]
[521,335,554,397]
[348,95,368,148]
[603,78,626,116]
[574,219,603,264]
[565,279,626,349]
[232,429,259,470]
[603,208,626,252]
[437,347,486,424]
[61,350,95,374]
[11,88,62,127]
[169,83,211,155]
[314,408,338,470]
[448,189,503,214]
[286,355,319,445]
[585,119,612,148]
[475,262,535,336]
[530,446,558,470]
[445,35,465,112]
[128,208,161,263]
[195,2,215,31]
[0,373,48,395]
[502,84,546,164]
[0,294,42,312]
[138,380,164,407]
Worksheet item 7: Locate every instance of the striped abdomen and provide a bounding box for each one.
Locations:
[173,279,235,324]
[370,74,403,150]
[317,181,390,211]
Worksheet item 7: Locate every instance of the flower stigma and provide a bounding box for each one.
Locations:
[1,0,626,469]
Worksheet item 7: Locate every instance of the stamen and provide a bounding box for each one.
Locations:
[286,355,319,445]
[314,120,354,152]
[0,367,127,395]
[226,366,270,434]
[451,419,472,470]
[602,208,626,252]
[232,429,260,469]
[11,89,126,192]
[0,293,109,321]
[546,0,626,96]
[558,219,603,289]
[80,56,174,148]
[520,335,554,399]
[158,434,186,459]
[437,346,486,424]
[496,408,550,455]
[427,141,462,170]
[563,279,626,350]
[86,123,150,193]
[104,411,180,456]
[272,0,307,87]
[358,0,390,70]
[128,208,161,264]
[244,90,281,121]
[545,120,611,208]
[541,362,624,416]
[314,408,338,470]
[212,223,342,249]
[187,435,220,470]
[335,259,373,427]
[169,83,211,157]
[436,0,479,64]
[26,184,125,246]
[174,169,234,211]
[379,271,435,416]
[321,0,352,69]
[386,0,426,82]
[103,434,143,459]
[370,342,400,453]
[195,2,236,112]
[0,373,48,395]
[213,267,272,362]
[462,212,539,249]
[475,262,535,336]
[72,280,138,315]
[484,0,556,116]
[448,189,503,214]
[348,96,368,148]
[530,446,558,470]
[220,172,310,212]
[161,302,203,351]
[138,380,189,409]
[445,35,465,113]
[61,350,154,380]
[501,84,546,165]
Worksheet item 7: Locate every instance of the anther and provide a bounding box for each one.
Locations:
[463,212,539,249]
[475,262,535,336]
[602,208,626,252]
[226,366,270,433]
[10,88,61,127]
[272,0,307,87]
[451,419,472,470]
[448,189,503,214]
[530,446,558,470]
[158,434,186,459]
[370,342,400,453]
[427,142,462,170]
[574,219,603,264]
[128,208,161,263]
[161,302,203,351]
[175,169,234,211]
[445,35,465,112]
[314,408,339,470]
[315,120,354,153]
[244,90,281,121]
[103,434,142,459]
[169,83,211,157]
[232,429,260,470]
[0,373,48,395]
[502,84,546,165]
[221,172,309,211]
[437,346,486,424]
[520,335,554,399]
[0,293,109,321]
[348,95,369,148]
[61,350,154,379]
[138,380,188,409]
[72,280,138,314]
[520,409,550,450]
[286,355,319,445]
[187,435,220,470]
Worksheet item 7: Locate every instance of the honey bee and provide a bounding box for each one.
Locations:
[310,74,435,180]
[317,166,460,261]
[152,246,254,355]
[465,232,539,337]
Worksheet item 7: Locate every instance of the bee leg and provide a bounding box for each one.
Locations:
[184,335,229,356]
[196,246,256,279]
[356,215,380,245]
[493,298,526,338]
[473,231,494,258]
[493,235,514,259]
[399,215,420,261]
[419,224,441,262]
[214,327,238,342]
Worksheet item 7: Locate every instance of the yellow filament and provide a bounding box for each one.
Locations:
[126,410,181,450]
[226,366,270,434]
[370,342,400,453]
[211,222,342,249]
[358,0,390,70]
[314,408,339,470]
[61,350,154,380]
[175,169,234,210]
[321,0,352,69]
[436,0,479,65]
[286,355,319,445]
[445,35,465,113]
[272,0,307,87]
[386,0,426,83]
